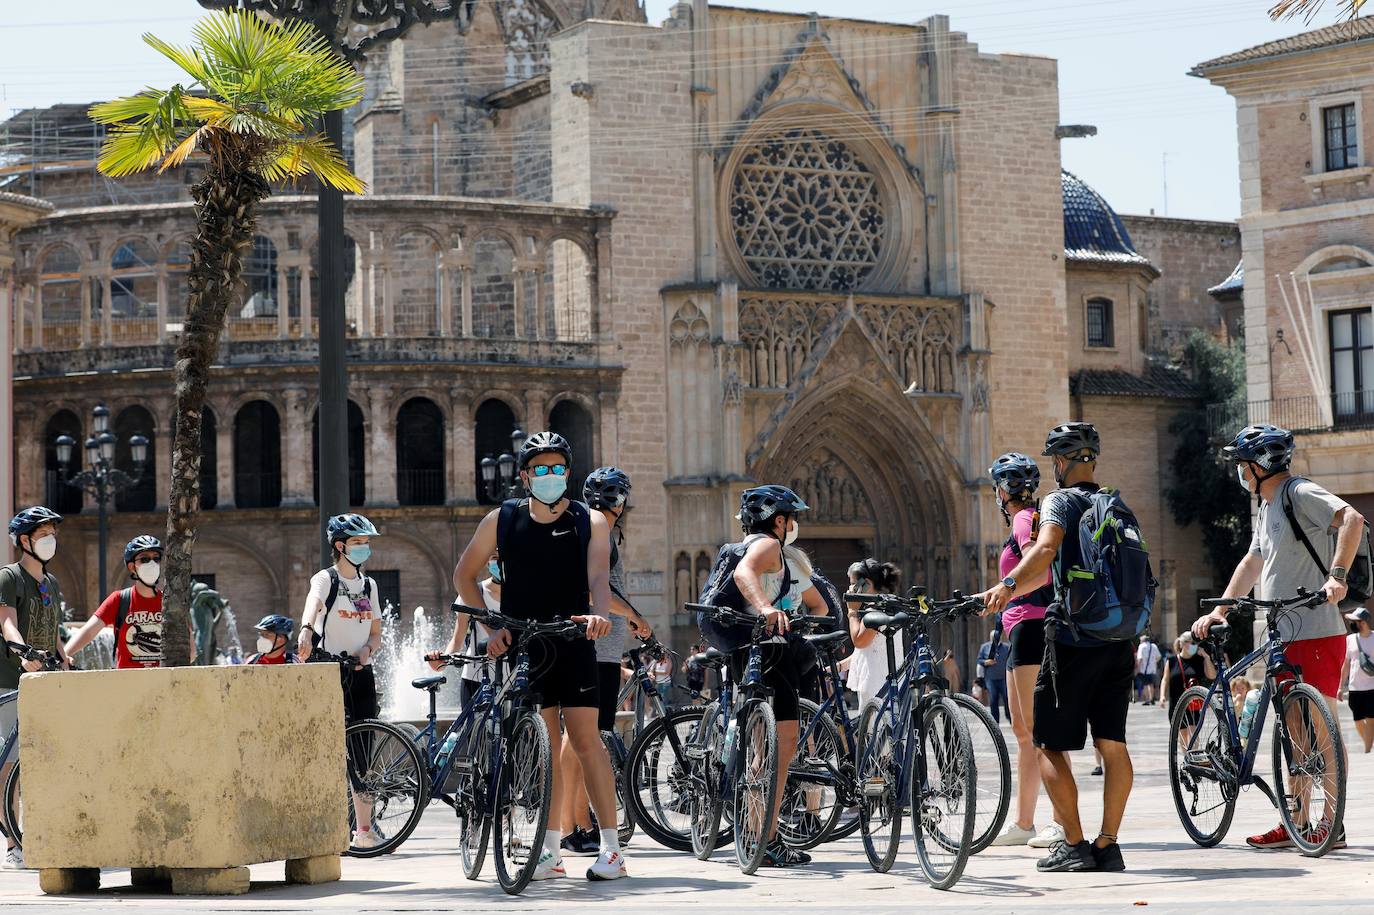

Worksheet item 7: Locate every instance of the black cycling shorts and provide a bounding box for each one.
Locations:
[1008,617,1046,669]
[1350,689,1374,722]
[1033,640,1133,751]
[597,662,622,731]
[727,640,807,722]
[526,635,599,709]
[344,663,379,723]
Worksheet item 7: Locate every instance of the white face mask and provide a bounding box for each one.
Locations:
[256,635,276,654]
[135,561,160,587]
[33,535,56,563]
[784,521,800,546]
[1235,464,1249,489]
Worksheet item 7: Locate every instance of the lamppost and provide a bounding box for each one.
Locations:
[196,0,463,566]
[479,428,527,502]
[54,404,149,599]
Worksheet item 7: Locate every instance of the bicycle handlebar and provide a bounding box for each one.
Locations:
[4,640,62,671]
[684,602,772,640]
[1199,588,1327,613]
[449,601,588,641]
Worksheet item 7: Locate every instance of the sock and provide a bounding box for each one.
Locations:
[599,827,619,855]
[543,831,562,861]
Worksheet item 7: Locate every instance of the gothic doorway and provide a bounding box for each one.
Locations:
[799,536,869,592]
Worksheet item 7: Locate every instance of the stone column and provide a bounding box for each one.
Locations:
[80,274,92,347]
[280,387,310,505]
[156,270,168,344]
[525,389,548,432]
[460,265,473,337]
[367,386,396,505]
[380,261,395,337]
[30,278,41,351]
[101,273,114,344]
[512,270,525,338]
[214,399,236,509]
[438,254,454,337]
[533,268,546,341]
[300,264,313,338]
[358,256,373,338]
[448,388,473,505]
[592,224,612,338]
[13,405,42,513]
[276,263,291,339]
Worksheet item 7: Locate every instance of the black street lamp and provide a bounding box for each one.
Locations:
[196,0,463,565]
[480,428,527,502]
[55,404,149,599]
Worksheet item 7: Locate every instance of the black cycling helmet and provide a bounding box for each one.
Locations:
[327,513,380,544]
[254,614,294,637]
[584,466,631,510]
[124,535,163,564]
[989,452,1041,498]
[518,430,573,470]
[8,506,62,545]
[1222,424,1293,472]
[1041,421,1100,459]
[737,485,809,528]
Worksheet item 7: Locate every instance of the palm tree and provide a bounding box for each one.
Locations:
[91,11,364,666]
[1269,0,1365,19]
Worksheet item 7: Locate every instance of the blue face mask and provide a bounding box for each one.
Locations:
[488,560,502,582]
[529,474,568,505]
[346,544,372,566]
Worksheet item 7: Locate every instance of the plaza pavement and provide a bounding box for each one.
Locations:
[1,702,1370,913]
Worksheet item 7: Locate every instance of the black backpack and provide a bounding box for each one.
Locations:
[315,568,376,649]
[1052,487,1155,642]
[1279,477,1374,607]
[696,535,792,652]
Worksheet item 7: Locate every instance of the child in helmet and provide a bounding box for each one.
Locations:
[66,534,165,669]
[249,615,298,664]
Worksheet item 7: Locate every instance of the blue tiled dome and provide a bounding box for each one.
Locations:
[1062,170,1152,268]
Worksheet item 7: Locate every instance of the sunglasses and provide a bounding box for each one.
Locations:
[37,579,51,608]
[135,556,159,565]
[528,465,568,477]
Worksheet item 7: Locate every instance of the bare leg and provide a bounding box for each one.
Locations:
[771,718,799,842]
[1355,716,1374,754]
[1093,738,1132,846]
[1037,749,1083,844]
[1008,665,1041,831]
[561,707,618,833]
[560,734,594,834]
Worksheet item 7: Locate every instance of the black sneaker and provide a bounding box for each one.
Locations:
[1091,841,1125,872]
[561,828,599,856]
[760,840,812,867]
[1090,766,1104,776]
[1036,840,1097,872]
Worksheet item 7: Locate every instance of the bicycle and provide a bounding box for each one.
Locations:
[844,589,979,890]
[1168,588,1347,857]
[0,640,63,849]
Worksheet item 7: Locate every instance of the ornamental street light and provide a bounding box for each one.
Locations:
[196,0,462,565]
[480,428,527,502]
[55,404,149,598]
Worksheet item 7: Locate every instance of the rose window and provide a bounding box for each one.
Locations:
[730,128,886,291]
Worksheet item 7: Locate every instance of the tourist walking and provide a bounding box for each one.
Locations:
[978,628,1011,723]
[1340,607,1374,753]
[1135,634,1162,705]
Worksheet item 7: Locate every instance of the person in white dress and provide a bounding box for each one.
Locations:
[844,558,901,709]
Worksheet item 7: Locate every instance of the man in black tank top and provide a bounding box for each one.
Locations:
[449,432,627,881]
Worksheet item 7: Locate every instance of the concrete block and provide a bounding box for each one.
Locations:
[20,665,348,871]
[285,853,342,885]
[170,866,250,896]
[38,867,100,895]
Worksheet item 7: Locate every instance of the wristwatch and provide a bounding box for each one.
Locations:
[1331,566,1348,583]
[1001,576,1017,589]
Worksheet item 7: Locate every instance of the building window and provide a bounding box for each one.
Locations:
[396,398,445,506]
[312,401,367,507]
[234,400,282,508]
[1324,103,1358,171]
[1329,307,1374,420]
[1086,297,1114,348]
[548,399,593,500]
[113,406,156,512]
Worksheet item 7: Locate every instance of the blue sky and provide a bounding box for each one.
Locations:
[1,0,1325,221]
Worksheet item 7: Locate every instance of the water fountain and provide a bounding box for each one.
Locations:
[376,604,463,722]
[62,600,115,670]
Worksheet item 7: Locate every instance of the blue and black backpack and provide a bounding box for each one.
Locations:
[1054,487,1155,642]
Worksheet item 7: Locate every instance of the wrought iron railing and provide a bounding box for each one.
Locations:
[1207,392,1374,440]
[398,468,445,506]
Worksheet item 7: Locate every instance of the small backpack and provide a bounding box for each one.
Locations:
[696,535,791,652]
[1055,487,1155,642]
[316,569,376,649]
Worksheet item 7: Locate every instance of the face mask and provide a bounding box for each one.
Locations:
[33,535,56,563]
[346,544,371,566]
[1235,464,1249,490]
[784,521,800,546]
[135,561,160,586]
[1053,459,1067,487]
[529,474,568,505]
[488,560,502,582]
[1183,644,1198,658]
[256,635,276,654]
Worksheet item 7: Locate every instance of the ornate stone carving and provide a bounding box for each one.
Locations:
[669,299,709,347]
[784,449,873,525]
[495,0,559,85]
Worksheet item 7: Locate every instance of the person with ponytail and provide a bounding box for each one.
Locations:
[845,557,901,708]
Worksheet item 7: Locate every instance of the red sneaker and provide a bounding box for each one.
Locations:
[1310,822,1348,850]
[1247,824,1293,849]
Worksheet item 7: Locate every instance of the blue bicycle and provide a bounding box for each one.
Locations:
[1168,589,1347,857]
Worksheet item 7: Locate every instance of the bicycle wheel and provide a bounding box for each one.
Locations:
[733,701,779,875]
[1272,681,1346,857]
[625,707,710,851]
[857,700,902,872]
[493,711,553,895]
[1167,685,1236,847]
[457,722,492,880]
[3,762,20,849]
[911,696,976,890]
[779,698,843,850]
[345,720,428,857]
[690,702,727,860]
[949,693,1010,854]
[593,732,635,845]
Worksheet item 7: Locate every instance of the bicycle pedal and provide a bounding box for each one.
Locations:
[862,777,888,799]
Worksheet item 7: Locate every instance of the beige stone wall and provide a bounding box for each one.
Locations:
[1119,215,1240,351]
[1064,263,1153,375]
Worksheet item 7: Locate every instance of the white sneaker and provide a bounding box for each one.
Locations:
[3,847,23,870]
[586,849,628,881]
[1027,822,1065,849]
[351,829,381,850]
[532,850,566,880]
[990,822,1037,847]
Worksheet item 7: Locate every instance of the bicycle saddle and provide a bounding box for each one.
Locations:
[803,630,849,648]
[411,673,447,690]
[690,647,727,668]
[863,611,909,631]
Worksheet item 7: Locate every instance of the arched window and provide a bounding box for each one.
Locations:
[110,239,158,324]
[200,407,218,510]
[474,398,517,505]
[544,238,592,341]
[310,235,357,333]
[397,398,445,506]
[44,410,83,514]
[394,231,441,336]
[240,235,278,317]
[114,406,156,512]
[472,236,515,338]
[234,400,282,508]
[312,400,367,506]
[1086,297,1114,348]
[549,399,593,499]
[40,245,82,348]
[165,239,192,323]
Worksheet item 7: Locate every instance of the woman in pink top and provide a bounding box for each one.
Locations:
[988,452,1056,848]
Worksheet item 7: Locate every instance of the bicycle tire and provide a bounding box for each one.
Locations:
[822,699,872,846]
[733,700,779,875]
[344,719,428,857]
[597,731,636,846]
[1167,685,1236,847]
[857,699,902,873]
[457,720,493,880]
[911,696,976,890]
[625,707,713,852]
[691,701,728,860]
[1272,681,1346,857]
[3,761,20,849]
[780,698,844,850]
[949,692,1011,854]
[493,711,553,895]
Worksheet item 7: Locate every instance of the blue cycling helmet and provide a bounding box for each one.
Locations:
[254,614,294,637]
[1222,424,1294,472]
[989,452,1041,498]
[737,485,809,528]
[9,506,62,546]
[124,534,163,564]
[327,513,380,544]
[584,466,632,510]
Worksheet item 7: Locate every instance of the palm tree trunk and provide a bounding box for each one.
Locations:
[161,166,269,667]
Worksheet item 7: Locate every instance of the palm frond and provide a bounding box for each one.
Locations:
[91,86,195,177]
[284,136,366,194]
[97,125,177,177]
[143,33,209,85]
[159,124,214,172]
[1269,0,1367,21]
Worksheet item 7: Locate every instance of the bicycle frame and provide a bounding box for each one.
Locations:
[417,660,501,801]
[0,692,16,771]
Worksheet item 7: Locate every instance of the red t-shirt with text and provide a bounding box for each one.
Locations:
[95,587,163,669]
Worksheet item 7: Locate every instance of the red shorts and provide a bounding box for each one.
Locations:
[1283,635,1346,699]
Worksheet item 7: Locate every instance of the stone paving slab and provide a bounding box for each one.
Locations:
[1,704,1370,913]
